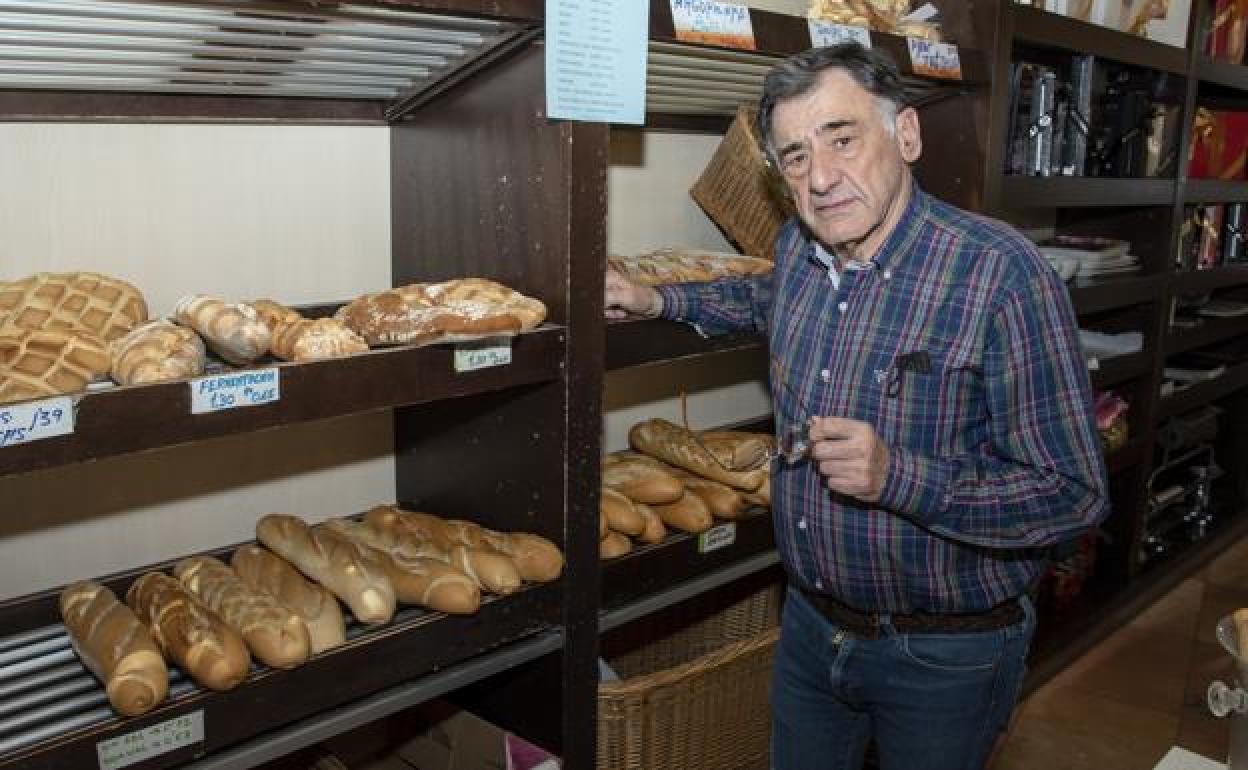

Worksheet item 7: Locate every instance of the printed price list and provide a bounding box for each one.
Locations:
[546,0,647,124]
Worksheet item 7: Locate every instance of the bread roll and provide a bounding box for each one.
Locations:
[319,519,480,615]
[652,491,714,534]
[673,471,749,520]
[483,532,563,583]
[59,581,168,716]
[173,555,311,669]
[336,279,546,347]
[602,455,685,505]
[601,487,645,536]
[271,317,368,362]
[126,572,250,691]
[229,544,346,655]
[110,319,206,386]
[255,514,396,625]
[629,419,768,491]
[249,299,303,335]
[0,271,147,342]
[0,328,111,404]
[600,532,632,560]
[600,506,609,540]
[447,544,522,596]
[634,503,668,545]
[173,295,271,365]
[695,430,773,471]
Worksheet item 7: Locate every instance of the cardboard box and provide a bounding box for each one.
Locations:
[395,703,559,770]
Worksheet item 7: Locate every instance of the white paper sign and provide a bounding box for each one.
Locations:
[454,340,513,373]
[670,0,756,50]
[190,368,280,414]
[546,0,648,124]
[906,38,962,80]
[97,710,204,770]
[808,19,872,49]
[0,396,74,448]
[697,522,737,553]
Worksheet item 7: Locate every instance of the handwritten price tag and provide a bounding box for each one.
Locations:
[0,396,74,448]
[190,368,280,414]
[697,522,737,554]
[808,19,872,49]
[454,339,513,373]
[670,0,755,50]
[97,710,203,770]
[906,38,962,80]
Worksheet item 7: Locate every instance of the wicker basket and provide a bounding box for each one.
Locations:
[597,581,782,770]
[690,106,793,261]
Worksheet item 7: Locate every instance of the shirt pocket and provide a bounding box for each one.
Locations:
[872,336,984,457]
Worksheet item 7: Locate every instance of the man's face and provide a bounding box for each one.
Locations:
[770,69,921,262]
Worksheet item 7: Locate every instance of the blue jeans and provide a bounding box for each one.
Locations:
[771,587,1035,770]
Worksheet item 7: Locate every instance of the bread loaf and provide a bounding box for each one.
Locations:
[319,519,480,615]
[173,295,271,365]
[482,532,563,583]
[0,328,111,404]
[600,506,609,540]
[249,299,303,335]
[629,419,768,491]
[173,555,311,669]
[110,319,206,386]
[255,514,396,625]
[695,430,773,472]
[229,544,346,655]
[742,475,771,508]
[336,279,546,347]
[602,455,685,505]
[601,487,645,536]
[126,572,250,691]
[271,318,368,362]
[652,491,714,533]
[673,471,749,520]
[600,532,632,560]
[607,249,773,287]
[0,272,147,342]
[634,503,668,544]
[59,581,168,716]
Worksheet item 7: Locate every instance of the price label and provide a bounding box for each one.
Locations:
[906,38,962,80]
[670,0,755,50]
[808,19,872,49]
[97,710,204,770]
[189,368,280,415]
[697,522,737,554]
[454,339,513,373]
[0,396,74,448]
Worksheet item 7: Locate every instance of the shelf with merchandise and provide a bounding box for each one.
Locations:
[1165,313,1248,355]
[1183,179,1248,203]
[1008,5,1188,74]
[1172,264,1248,292]
[1197,55,1248,93]
[605,317,764,371]
[1069,274,1168,314]
[1158,359,1248,419]
[1090,350,1153,390]
[1000,176,1177,207]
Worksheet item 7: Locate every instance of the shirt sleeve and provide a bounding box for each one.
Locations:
[655,272,773,336]
[876,266,1110,549]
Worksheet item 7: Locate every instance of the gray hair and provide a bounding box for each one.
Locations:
[757,42,908,161]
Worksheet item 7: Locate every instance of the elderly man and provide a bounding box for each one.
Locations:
[605,43,1109,769]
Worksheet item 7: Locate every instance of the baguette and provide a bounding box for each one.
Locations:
[652,491,714,534]
[694,430,773,471]
[628,419,768,491]
[600,531,632,560]
[446,544,522,596]
[319,519,480,615]
[110,319,206,385]
[634,502,668,545]
[229,544,346,655]
[126,572,250,691]
[255,513,396,625]
[173,555,311,669]
[59,581,168,716]
[672,471,749,520]
[742,475,771,508]
[478,531,564,583]
[602,455,685,505]
[173,295,271,365]
[601,487,645,536]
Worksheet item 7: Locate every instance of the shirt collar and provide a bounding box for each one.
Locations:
[802,176,928,275]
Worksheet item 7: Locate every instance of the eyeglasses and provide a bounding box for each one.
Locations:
[770,354,814,465]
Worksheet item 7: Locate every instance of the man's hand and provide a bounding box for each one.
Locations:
[809,416,890,503]
[605,268,664,320]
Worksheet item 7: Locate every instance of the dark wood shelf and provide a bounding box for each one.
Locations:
[1106,435,1151,475]
[0,326,566,477]
[1001,176,1176,208]
[1158,360,1248,419]
[1166,314,1248,355]
[1091,352,1153,390]
[1173,265,1248,293]
[1009,5,1188,74]
[1197,56,1248,94]
[1183,178,1248,203]
[1069,274,1165,315]
[606,318,764,370]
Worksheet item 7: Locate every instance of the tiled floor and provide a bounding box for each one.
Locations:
[992,535,1248,769]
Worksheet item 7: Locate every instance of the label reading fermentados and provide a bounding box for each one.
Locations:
[97,710,204,770]
[189,368,280,414]
[670,0,755,50]
[698,522,737,554]
[0,396,74,448]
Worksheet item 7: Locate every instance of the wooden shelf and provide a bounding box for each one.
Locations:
[1009,5,1188,74]
[1166,314,1248,355]
[1183,178,1248,203]
[605,318,764,370]
[1197,56,1248,94]
[1091,351,1153,390]
[1158,360,1248,419]
[0,326,565,477]
[1106,435,1151,475]
[1001,176,1176,208]
[1069,274,1165,315]
[1173,265,1248,293]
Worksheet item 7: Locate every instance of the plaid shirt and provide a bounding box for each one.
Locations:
[657,182,1109,613]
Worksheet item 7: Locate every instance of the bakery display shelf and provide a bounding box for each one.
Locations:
[1000,176,1176,208]
[599,509,776,623]
[1172,264,1248,294]
[605,317,764,370]
[1183,178,1248,203]
[1157,360,1248,420]
[0,325,565,477]
[0,581,558,770]
[1106,436,1150,475]
[0,0,541,123]
[1068,274,1165,315]
[1196,56,1248,95]
[1009,5,1188,75]
[1165,314,1248,355]
[1090,351,1152,390]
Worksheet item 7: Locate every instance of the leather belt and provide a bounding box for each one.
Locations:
[798,587,1025,639]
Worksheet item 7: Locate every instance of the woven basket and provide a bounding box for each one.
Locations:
[597,582,782,770]
[690,106,793,261]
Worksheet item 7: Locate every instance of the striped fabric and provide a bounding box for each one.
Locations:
[657,182,1110,613]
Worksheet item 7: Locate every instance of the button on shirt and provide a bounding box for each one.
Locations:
[656,182,1110,614]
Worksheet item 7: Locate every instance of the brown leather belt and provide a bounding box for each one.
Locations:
[798,588,1025,639]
